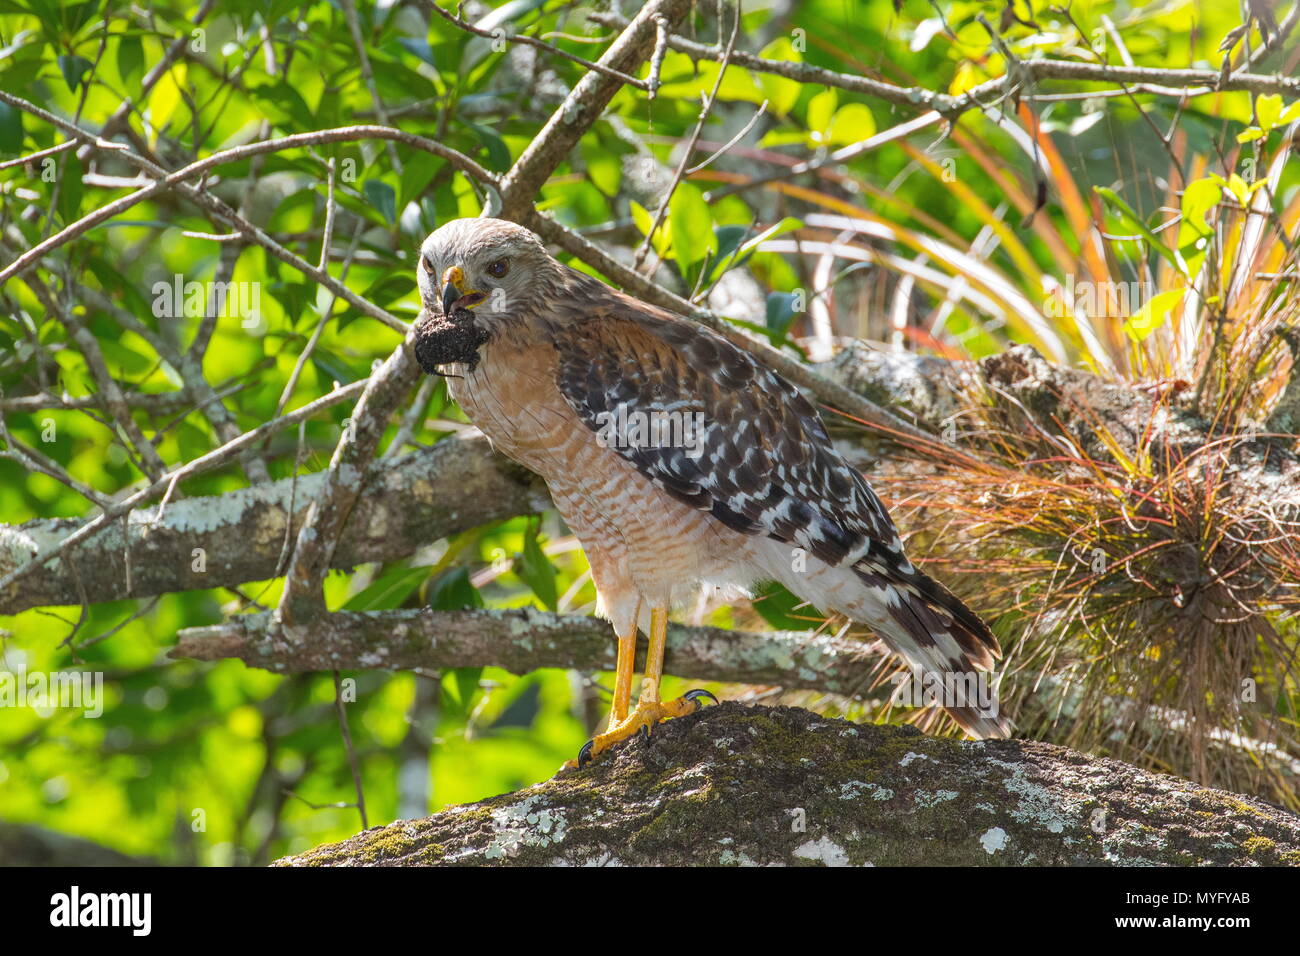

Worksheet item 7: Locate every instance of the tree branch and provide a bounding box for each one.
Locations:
[274,703,1300,866]
[495,0,693,219]
[0,380,368,602]
[172,606,882,698]
[0,433,547,615]
[589,11,1300,115]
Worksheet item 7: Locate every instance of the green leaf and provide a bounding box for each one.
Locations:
[1178,177,1220,247]
[398,36,435,66]
[427,567,484,611]
[1123,289,1184,341]
[629,200,671,258]
[116,33,143,85]
[806,89,838,144]
[765,291,800,337]
[443,666,484,713]
[343,565,430,611]
[827,103,876,145]
[582,142,621,196]
[750,581,824,631]
[708,217,802,284]
[463,120,511,171]
[713,224,751,265]
[0,100,22,154]
[667,182,714,275]
[361,274,415,308]
[735,216,802,259]
[398,150,442,210]
[1095,186,1178,268]
[56,154,84,225]
[1255,93,1282,131]
[311,348,358,384]
[515,522,557,611]
[363,180,397,225]
[57,53,92,91]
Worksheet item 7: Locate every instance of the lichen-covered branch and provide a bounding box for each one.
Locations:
[6,345,1293,617]
[0,379,370,602]
[171,607,882,698]
[0,434,548,615]
[275,703,1300,866]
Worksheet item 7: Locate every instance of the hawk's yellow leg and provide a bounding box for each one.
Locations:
[567,606,717,769]
[608,606,638,725]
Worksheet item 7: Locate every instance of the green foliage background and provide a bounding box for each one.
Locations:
[0,0,1296,863]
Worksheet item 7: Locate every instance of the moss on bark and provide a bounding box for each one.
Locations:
[275,703,1300,867]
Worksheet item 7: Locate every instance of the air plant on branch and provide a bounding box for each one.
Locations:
[861,105,1300,808]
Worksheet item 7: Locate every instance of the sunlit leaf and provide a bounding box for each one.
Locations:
[1123,288,1184,341]
[668,182,715,274]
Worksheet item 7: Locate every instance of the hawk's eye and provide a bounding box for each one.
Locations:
[487,258,510,279]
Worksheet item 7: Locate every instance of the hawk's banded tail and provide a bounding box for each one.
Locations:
[847,561,1012,739]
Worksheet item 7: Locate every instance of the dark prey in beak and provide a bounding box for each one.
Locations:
[413,307,491,376]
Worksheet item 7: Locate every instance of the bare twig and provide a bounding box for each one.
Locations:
[590,10,1300,114]
[0,94,496,303]
[333,669,368,829]
[76,0,218,164]
[633,1,742,271]
[427,1,651,90]
[495,0,693,219]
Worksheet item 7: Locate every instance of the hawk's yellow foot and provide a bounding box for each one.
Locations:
[577,688,717,768]
[569,687,717,770]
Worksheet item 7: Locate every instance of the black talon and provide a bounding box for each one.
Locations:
[683,689,719,709]
[637,724,651,741]
[577,739,595,768]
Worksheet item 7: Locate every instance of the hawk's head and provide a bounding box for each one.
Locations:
[413,218,562,373]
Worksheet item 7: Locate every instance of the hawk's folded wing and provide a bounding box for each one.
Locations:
[549,294,904,572]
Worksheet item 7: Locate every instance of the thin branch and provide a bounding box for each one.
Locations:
[495,0,693,219]
[172,607,885,701]
[333,669,368,829]
[634,1,742,271]
[0,95,496,306]
[590,10,1300,115]
[427,1,651,90]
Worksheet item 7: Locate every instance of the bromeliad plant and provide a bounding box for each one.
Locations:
[843,100,1300,807]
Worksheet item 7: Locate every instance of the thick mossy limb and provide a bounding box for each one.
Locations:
[276,703,1300,867]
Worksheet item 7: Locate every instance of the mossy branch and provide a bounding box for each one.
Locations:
[275,704,1300,867]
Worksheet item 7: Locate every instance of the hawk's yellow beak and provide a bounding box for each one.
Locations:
[441,265,486,315]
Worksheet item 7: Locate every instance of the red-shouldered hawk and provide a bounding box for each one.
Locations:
[414,218,1011,767]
